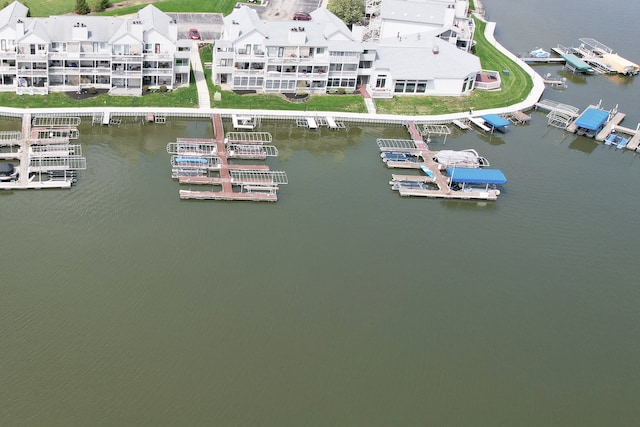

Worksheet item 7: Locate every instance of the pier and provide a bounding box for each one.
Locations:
[380,142,502,201]
[0,114,86,190]
[171,114,287,202]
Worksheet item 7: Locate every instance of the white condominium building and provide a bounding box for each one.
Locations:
[0,1,191,95]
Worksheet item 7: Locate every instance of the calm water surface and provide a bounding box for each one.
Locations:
[1,1,639,425]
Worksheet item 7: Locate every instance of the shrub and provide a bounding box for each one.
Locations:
[74,0,91,14]
[88,87,97,94]
[93,0,110,12]
[337,87,346,94]
[159,85,168,93]
[142,85,149,93]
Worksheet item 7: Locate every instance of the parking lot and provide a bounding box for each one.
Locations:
[168,13,223,41]
[259,0,323,21]
[168,0,325,42]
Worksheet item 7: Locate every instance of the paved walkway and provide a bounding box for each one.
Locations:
[190,41,211,109]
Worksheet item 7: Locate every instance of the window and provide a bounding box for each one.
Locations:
[376,75,386,88]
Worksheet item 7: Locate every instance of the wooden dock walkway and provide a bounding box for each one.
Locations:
[379,126,504,201]
[0,112,86,190]
[174,114,286,202]
[596,112,626,141]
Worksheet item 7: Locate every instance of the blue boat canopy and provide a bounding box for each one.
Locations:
[445,168,507,185]
[574,108,609,131]
[481,114,510,129]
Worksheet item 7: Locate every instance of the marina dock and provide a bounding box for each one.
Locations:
[379,133,504,201]
[0,113,86,190]
[170,114,287,202]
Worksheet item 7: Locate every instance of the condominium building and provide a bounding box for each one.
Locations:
[0,1,191,95]
[212,7,363,94]
[212,1,480,98]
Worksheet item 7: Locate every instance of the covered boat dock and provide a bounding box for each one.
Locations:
[559,53,594,74]
[481,114,511,132]
[446,168,507,186]
[568,107,610,137]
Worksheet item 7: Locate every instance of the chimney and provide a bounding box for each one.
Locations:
[131,20,143,41]
[72,22,88,41]
[15,19,24,37]
[168,19,177,41]
[228,21,240,39]
[288,27,306,45]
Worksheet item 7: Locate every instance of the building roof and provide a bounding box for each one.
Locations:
[138,4,174,35]
[23,16,125,43]
[6,3,176,43]
[224,6,361,51]
[0,1,27,30]
[373,33,480,79]
[381,0,452,25]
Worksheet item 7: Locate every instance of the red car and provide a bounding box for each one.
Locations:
[292,12,311,21]
[189,29,201,40]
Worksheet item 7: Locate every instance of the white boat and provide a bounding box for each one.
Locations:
[529,48,550,58]
[433,149,490,168]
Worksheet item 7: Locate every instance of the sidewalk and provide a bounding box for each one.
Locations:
[190,41,211,109]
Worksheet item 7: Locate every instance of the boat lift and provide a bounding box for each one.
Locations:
[376,138,421,153]
[418,124,451,144]
[225,131,272,145]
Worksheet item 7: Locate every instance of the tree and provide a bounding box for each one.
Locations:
[328,0,365,26]
[74,0,90,15]
[93,0,110,12]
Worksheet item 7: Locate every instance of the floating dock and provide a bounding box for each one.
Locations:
[379,131,505,201]
[170,114,287,202]
[0,114,86,190]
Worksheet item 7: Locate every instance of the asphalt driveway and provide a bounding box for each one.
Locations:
[168,0,325,42]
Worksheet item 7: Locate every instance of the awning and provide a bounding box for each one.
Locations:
[446,168,507,184]
[574,108,609,131]
[481,114,510,129]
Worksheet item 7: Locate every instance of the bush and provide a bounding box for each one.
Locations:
[88,87,97,94]
[159,85,168,93]
[142,85,149,93]
[93,0,110,12]
[337,87,346,94]
[74,0,91,14]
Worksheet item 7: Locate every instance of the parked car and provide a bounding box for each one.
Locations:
[189,29,201,40]
[292,12,311,21]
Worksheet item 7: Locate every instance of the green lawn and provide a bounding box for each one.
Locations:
[98,0,238,16]
[13,0,238,17]
[14,0,76,17]
[0,72,199,108]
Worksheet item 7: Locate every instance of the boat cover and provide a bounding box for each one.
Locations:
[574,108,609,131]
[602,53,639,75]
[559,53,593,72]
[530,48,550,58]
[434,150,482,168]
[446,168,507,184]
[481,114,510,128]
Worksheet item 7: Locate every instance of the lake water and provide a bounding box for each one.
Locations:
[1,1,639,425]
